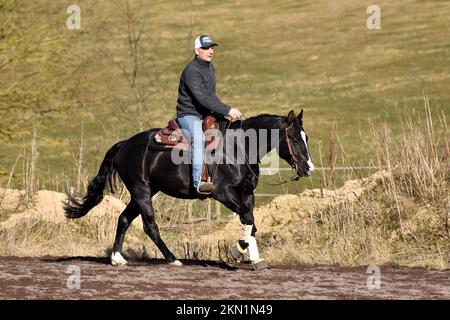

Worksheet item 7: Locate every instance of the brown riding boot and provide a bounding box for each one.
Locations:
[197,181,214,194]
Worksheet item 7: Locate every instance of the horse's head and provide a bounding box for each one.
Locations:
[278,109,315,177]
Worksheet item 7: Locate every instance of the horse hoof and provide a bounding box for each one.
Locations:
[231,242,247,261]
[111,252,128,266]
[253,259,269,271]
[170,260,183,266]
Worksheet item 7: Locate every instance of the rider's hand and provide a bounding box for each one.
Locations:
[227,108,242,120]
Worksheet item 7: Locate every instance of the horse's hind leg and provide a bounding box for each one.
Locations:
[132,186,181,266]
[111,199,140,266]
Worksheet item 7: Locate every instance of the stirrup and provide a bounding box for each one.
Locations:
[196,181,214,194]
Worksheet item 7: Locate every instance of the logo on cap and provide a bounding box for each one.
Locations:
[194,35,218,49]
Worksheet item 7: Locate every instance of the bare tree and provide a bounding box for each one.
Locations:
[97,0,160,130]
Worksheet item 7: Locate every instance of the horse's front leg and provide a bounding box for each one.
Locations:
[231,219,269,271]
[214,189,269,271]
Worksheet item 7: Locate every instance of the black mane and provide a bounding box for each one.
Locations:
[223,114,287,131]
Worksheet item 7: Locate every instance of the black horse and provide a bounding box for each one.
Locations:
[64,109,314,270]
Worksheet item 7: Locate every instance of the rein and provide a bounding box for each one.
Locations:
[236,116,300,186]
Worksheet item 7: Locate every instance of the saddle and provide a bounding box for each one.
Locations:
[154,115,220,151]
[153,115,221,188]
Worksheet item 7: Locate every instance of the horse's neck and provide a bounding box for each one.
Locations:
[242,115,286,131]
[239,115,287,162]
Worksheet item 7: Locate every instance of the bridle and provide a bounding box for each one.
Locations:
[284,122,299,172]
[235,118,301,185]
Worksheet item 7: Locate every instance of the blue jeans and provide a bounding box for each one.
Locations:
[177,115,205,188]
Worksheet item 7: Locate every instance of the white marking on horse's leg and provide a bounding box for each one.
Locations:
[231,224,254,262]
[111,252,128,266]
[247,236,260,262]
[240,224,253,240]
[170,260,183,266]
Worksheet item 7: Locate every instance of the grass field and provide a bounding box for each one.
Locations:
[1,0,449,205]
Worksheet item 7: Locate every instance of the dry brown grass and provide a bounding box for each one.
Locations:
[257,101,449,269]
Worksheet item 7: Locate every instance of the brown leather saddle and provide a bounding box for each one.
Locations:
[153,115,221,187]
[154,115,220,151]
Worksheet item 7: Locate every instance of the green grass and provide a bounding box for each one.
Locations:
[1,0,449,206]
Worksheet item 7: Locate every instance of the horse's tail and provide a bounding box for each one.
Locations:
[63,140,124,219]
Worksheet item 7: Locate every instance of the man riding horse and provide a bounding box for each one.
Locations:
[63,35,314,271]
[176,34,242,194]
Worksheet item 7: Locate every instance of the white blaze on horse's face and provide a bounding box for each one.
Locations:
[301,130,314,176]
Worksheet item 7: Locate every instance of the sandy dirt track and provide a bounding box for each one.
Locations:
[0,256,449,300]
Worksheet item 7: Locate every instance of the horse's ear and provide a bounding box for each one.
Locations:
[287,110,296,124]
[297,109,303,121]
